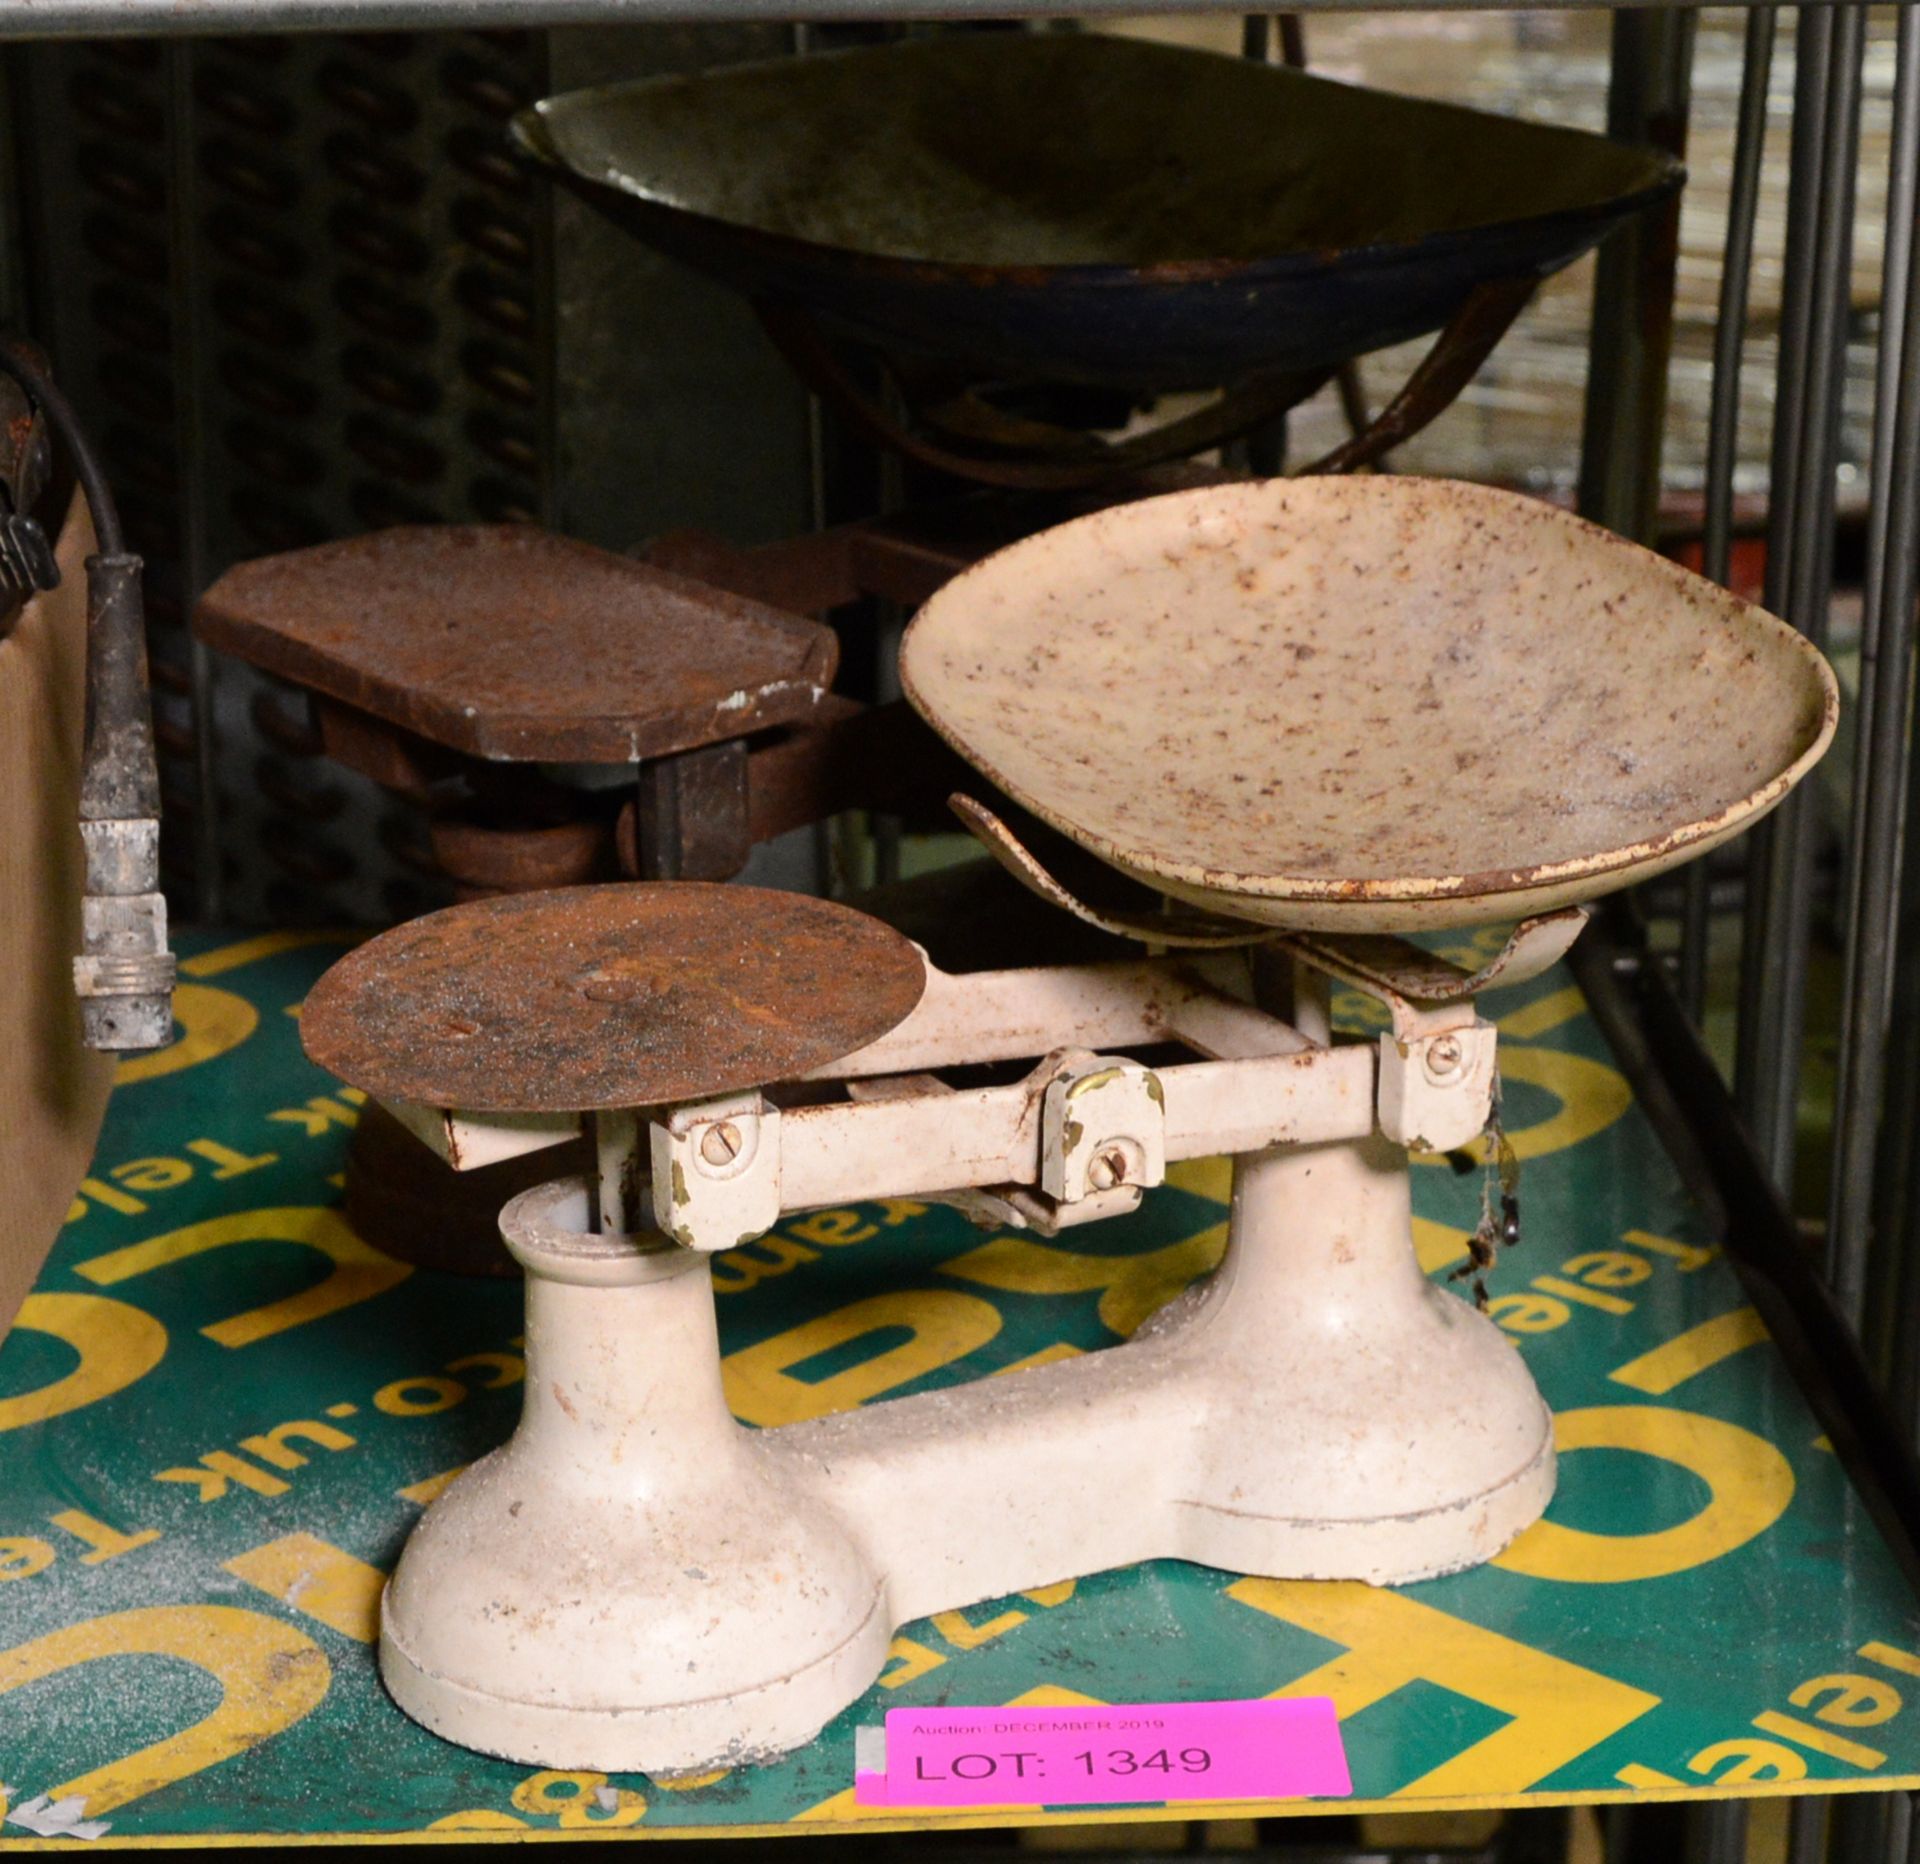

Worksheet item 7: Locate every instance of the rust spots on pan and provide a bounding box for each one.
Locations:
[194,525,837,765]
[901,476,1839,934]
[301,882,926,1114]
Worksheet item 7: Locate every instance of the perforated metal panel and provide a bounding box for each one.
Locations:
[11,29,550,924]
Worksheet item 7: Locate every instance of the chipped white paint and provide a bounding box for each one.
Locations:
[6,1796,111,1842]
[380,1098,580,1172]
[719,676,822,716]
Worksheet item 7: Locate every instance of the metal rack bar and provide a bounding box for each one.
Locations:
[1737,2,1866,1186]
[1576,8,1694,545]
[0,0,1856,41]
[1733,8,1829,1126]
[1834,4,1920,1342]
[1684,4,1776,1024]
[1573,907,1920,1608]
[166,42,223,924]
[1787,1800,1830,1864]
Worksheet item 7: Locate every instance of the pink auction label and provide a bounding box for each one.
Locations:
[854,1697,1351,1808]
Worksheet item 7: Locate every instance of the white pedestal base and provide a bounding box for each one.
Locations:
[380,1140,1554,1771]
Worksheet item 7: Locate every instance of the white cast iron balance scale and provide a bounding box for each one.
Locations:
[303,479,1838,1772]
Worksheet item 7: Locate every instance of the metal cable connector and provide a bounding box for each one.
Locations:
[72,817,176,1053]
[0,339,176,1056]
[69,554,174,1052]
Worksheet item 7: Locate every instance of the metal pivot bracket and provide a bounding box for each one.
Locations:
[1280,911,1584,1152]
[948,795,1272,949]
[1282,902,1582,1036]
[1376,1022,1499,1153]
[1040,1049,1166,1206]
[651,1091,779,1253]
[840,1072,1138,1237]
[1277,907,1590,1040]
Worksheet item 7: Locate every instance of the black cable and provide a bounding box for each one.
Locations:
[0,337,125,559]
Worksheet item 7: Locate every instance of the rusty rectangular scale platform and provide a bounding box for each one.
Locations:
[193,526,839,766]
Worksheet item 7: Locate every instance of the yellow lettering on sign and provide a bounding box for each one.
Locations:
[73,1176,146,1216]
[1610,1308,1771,1396]
[445,1351,523,1390]
[1230,1578,1659,1796]
[1531,1276,1634,1316]
[876,1636,943,1689]
[1498,987,1587,1041]
[48,1510,160,1565]
[941,1221,1226,1341]
[1860,1640,1920,1678]
[723,1291,1001,1425]
[1166,1156,1233,1204]
[1008,1684,1106,1707]
[238,1419,356,1469]
[997,1343,1083,1376]
[1022,1580,1076,1607]
[1414,1219,1473,1277]
[0,1293,168,1432]
[112,1157,193,1193]
[1422,1047,1633,1167]
[1788,1674,1903,1727]
[1616,1762,1683,1789]
[1562,1250,1654,1290]
[1494,1406,1794,1583]
[187,1139,279,1179]
[114,984,259,1087]
[398,1464,468,1505]
[1487,1293,1572,1335]
[154,1451,290,1502]
[76,1208,410,1348]
[1688,1738,1808,1785]
[0,1605,329,1813]
[930,1603,1026,1650]
[710,1232,819,1294]
[788,1209,876,1246]
[375,1376,466,1416]
[267,1095,363,1139]
[509,1771,646,1827]
[225,1534,384,1642]
[181,930,355,979]
[1751,1709,1885,1770]
[1623,1230,1714,1272]
[0,1538,55,1581]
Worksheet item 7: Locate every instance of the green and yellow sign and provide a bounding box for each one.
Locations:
[2,928,1918,1844]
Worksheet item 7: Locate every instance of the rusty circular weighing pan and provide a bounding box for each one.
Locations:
[301,883,927,1114]
[900,477,1840,935]
[510,33,1681,396]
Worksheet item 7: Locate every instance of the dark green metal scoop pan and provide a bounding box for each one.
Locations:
[514,33,1680,398]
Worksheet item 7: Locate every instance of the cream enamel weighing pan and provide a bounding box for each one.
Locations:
[900,477,1840,935]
